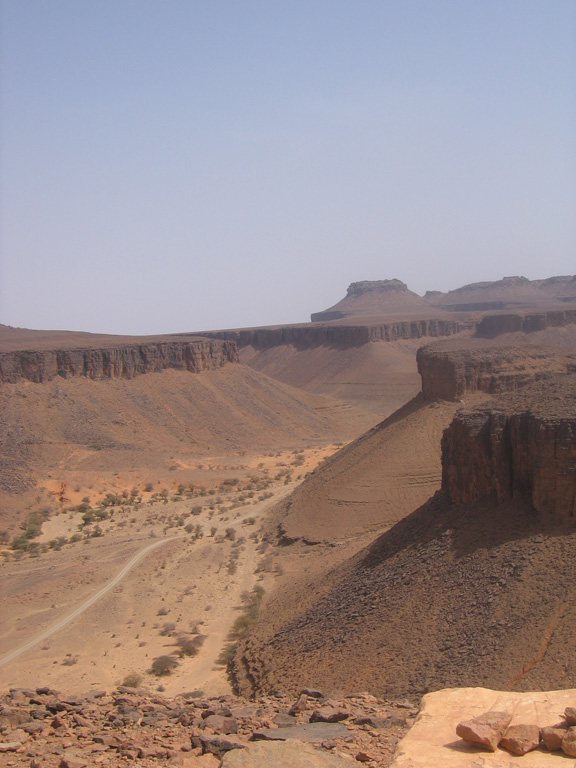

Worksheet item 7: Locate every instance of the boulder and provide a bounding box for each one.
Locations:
[309,707,350,723]
[499,724,540,755]
[456,710,512,751]
[201,714,238,734]
[565,707,576,726]
[562,726,576,757]
[540,726,567,751]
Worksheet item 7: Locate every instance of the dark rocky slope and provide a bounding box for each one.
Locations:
[233,376,576,698]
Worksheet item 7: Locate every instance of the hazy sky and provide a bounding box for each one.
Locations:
[1,1,575,335]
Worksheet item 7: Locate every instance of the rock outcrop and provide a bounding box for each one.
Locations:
[417,342,574,401]
[391,687,576,767]
[0,340,239,384]
[441,376,576,520]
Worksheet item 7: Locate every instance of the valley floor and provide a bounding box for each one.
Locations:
[0,446,335,698]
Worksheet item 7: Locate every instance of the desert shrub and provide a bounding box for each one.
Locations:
[150,655,178,676]
[122,672,143,688]
[144,483,154,492]
[102,493,122,507]
[16,509,49,544]
[48,536,68,550]
[159,622,176,636]
[81,510,94,526]
[62,654,79,666]
[157,606,169,616]
[224,527,236,541]
[10,535,31,551]
[176,634,205,657]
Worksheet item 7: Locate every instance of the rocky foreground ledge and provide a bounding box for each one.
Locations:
[0,687,416,768]
[391,687,576,767]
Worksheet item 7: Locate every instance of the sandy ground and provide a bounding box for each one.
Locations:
[0,456,315,697]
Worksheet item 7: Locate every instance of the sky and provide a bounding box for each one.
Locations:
[0,1,575,335]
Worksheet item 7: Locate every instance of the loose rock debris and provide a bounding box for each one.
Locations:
[0,685,416,767]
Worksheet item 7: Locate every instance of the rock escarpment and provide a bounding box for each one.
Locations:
[416,343,574,401]
[476,308,576,338]
[442,375,576,519]
[201,319,464,351]
[0,340,239,384]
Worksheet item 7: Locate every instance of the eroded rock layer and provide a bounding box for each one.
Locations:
[442,375,576,519]
[0,340,239,383]
[417,343,574,401]
[201,320,464,350]
[476,309,576,338]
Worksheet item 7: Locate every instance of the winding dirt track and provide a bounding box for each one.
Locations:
[0,537,178,667]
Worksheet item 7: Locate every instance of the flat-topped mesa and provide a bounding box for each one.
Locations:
[426,274,576,312]
[417,342,575,402]
[310,279,432,322]
[442,375,576,519]
[0,339,239,383]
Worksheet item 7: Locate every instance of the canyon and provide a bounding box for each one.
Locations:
[1,274,576,767]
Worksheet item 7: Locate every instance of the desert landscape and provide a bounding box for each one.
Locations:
[1,275,576,767]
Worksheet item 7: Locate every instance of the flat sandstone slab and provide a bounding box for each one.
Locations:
[391,687,576,767]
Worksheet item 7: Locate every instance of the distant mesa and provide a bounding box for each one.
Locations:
[311,275,576,322]
[310,279,431,322]
[426,274,576,312]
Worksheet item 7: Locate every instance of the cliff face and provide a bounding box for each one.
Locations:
[442,376,576,519]
[202,319,464,350]
[476,309,576,338]
[0,339,239,383]
[417,344,573,401]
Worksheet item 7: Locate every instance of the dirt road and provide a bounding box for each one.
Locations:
[0,537,178,667]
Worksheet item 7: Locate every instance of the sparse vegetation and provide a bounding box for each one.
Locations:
[150,655,178,676]
[175,633,205,657]
[122,672,143,688]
